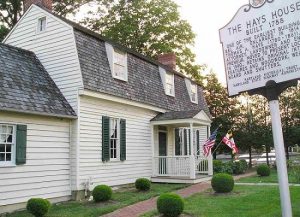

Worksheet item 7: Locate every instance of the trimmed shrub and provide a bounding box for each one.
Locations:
[157,193,184,217]
[211,173,234,193]
[92,185,112,202]
[222,161,233,175]
[213,160,223,173]
[233,160,247,175]
[135,178,151,191]
[291,165,300,184]
[26,198,51,217]
[240,159,248,171]
[257,164,271,176]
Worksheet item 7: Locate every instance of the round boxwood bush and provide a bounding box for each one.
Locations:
[213,160,223,173]
[135,178,151,191]
[211,173,234,193]
[257,164,271,176]
[26,198,51,217]
[92,185,112,202]
[157,193,184,217]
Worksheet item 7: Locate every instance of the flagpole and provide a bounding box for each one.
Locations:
[211,126,234,156]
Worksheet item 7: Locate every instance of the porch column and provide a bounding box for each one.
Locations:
[189,123,196,179]
[151,125,156,177]
[207,126,213,176]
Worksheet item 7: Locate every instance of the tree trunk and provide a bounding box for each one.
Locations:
[266,145,269,166]
[285,144,290,160]
[248,146,252,168]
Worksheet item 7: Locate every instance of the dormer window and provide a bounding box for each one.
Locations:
[105,43,128,81]
[185,78,198,104]
[165,72,175,96]
[191,83,198,103]
[37,17,47,33]
[113,48,127,80]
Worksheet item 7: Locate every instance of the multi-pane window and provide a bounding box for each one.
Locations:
[113,49,127,80]
[110,118,120,160]
[0,124,14,165]
[191,84,197,103]
[37,17,47,33]
[165,72,175,96]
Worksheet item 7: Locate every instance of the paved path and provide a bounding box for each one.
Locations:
[102,172,256,217]
[236,182,300,187]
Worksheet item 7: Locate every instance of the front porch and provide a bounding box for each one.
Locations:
[150,110,213,183]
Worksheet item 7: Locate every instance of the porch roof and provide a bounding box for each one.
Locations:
[151,110,212,126]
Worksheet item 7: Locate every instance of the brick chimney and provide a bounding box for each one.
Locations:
[158,53,176,70]
[24,0,53,12]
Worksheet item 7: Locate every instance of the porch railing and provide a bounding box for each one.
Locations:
[195,155,209,174]
[153,156,190,177]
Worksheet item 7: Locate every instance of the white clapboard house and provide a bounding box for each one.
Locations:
[0,0,212,213]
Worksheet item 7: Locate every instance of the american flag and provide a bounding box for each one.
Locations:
[203,128,218,157]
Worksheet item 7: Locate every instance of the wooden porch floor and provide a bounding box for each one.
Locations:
[151,174,212,184]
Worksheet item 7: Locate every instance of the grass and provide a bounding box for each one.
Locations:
[237,169,300,184]
[141,186,300,217]
[7,183,188,217]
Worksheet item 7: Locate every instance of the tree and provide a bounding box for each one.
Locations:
[280,84,300,159]
[203,71,240,158]
[0,0,90,40]
[82,0,205,82]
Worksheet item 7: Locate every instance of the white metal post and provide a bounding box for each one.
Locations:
[189,123,196,179]
[207,125,213,176]
[269,100,292,217]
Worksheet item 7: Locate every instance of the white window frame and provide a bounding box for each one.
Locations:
[36,16,47,33]
[0,124,16,167]
[109,118,120,161]
[175,128,190,156]
[165,72,175,96]
[190,83,198,104]
[105,43,128,82]
[112,48,128,81]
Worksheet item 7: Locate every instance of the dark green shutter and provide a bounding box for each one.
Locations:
[196,130,200,156]
[16,125,27,165]
[184,129,188,155]
[188,129,191,155]
[120,119,126,161]
[175,128,180,155]
[102,116,110,162]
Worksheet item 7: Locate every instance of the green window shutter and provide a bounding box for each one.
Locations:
[120,119,126,161]
[175,128,180,155]
[184,129,188,155]
[196,130,200,155]
[102,116,110,162]
[16,125,27,165]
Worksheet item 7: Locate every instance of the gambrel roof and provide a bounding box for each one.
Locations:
[0,43,76,118]
[74,30,209,113]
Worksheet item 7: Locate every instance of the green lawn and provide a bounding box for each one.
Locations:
[8,183,187,217]
[237,169,299,184]
[141,186,300,217]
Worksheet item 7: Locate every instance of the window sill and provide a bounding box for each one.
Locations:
[0,163,16,168]
[112,75,128,82]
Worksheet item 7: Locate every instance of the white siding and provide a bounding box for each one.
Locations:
[4,5,83,113]
[198,126,208,156]
[79,96,158,188]
[0,112,71,207]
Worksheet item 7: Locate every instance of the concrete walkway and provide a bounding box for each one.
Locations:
[102,172,256,217]
[236,182,300,187]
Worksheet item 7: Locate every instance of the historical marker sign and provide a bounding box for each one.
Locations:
[220,0,300,96]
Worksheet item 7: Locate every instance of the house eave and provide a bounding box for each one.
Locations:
[0,108,77,120]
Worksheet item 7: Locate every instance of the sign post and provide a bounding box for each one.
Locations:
[219,1,300,216]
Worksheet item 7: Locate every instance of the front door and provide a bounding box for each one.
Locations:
[159,132,167,174]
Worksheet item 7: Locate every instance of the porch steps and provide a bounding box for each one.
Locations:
[151,175,212,184]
